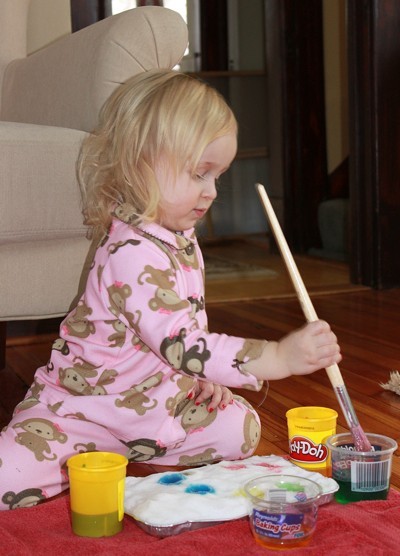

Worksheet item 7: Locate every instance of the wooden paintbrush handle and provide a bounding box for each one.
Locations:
[256,183,345,388]
[325,363,345,388]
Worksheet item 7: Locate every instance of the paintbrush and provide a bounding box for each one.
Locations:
[255,183,372,452]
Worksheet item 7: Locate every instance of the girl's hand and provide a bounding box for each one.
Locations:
[190,381,233,412]
[275,320,342,377]
[243,320,342,381]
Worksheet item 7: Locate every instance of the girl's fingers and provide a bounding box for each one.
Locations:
[193,381,213,405]
[192,381,234,412]
[206,385,223,412]
[217,386,233,410]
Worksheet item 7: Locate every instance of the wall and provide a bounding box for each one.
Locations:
[323,0,348,174]
[27,0,71,54]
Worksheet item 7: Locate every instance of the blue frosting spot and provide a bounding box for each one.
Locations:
[185,484,216,495]
[157,473,186,485]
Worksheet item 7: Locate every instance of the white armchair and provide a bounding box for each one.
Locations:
[0,1,188,366]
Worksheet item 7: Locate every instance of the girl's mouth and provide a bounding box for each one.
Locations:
[194,208,207,218]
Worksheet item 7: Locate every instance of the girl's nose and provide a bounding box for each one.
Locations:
[203,179,217,200]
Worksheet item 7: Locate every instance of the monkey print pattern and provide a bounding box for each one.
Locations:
[160,328,211,378]
[115,372,163,415]
[12,378,44,413]
[73,442,97,453]
[13,396,40,413]
[178,448,222,466]
[107,282,142,331]
[113,203,139,226]
[12,418,68,461]
[138,265,189,313]
[105,290,149,351]
[174,235,201,271]
[58,357,117,395]
[233,339,266,371]
[104,316,150,352]
[122,438,167,462]
[46,339,69,372]
[26,378,44,401]
[52,338,70,356]
[105,318,127,347]
[2,488,47,510]
[108,238,141,255]
[241,412,261,454]
[187,295,205,318]
[165,375,195,416]
[177,399,218,432]
[63,300,96,338]
[231,339,266,390]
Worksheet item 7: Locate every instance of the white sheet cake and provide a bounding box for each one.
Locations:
[124,455,338,537]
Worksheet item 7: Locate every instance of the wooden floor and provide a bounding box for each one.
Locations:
[203,235,368,303]
[207,289,400,491]
[1,246,400,491]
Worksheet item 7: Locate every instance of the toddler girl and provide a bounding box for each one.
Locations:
[0,70,341,509]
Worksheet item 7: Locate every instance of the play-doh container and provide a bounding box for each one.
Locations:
[244,474,322,550]
[286,407,338,475]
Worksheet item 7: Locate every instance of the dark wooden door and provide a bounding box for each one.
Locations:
[347,0,400,288]
[266,0,400,289]
[265,0,328,253]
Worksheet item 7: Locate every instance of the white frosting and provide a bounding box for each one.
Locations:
[124,455,338,528]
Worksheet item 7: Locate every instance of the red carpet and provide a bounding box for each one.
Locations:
[0,490,399,555]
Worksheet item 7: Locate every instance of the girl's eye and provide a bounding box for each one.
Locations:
[193,171,222,186]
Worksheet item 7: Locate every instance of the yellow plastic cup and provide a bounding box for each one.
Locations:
[286,407,338,475]
[67,451,128,537]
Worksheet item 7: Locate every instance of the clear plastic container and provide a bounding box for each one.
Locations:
[326,433,397,504]
[244,474,322,550]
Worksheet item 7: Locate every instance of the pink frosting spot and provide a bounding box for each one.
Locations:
[255,463,283,472]
[223,464,247,470]
[114,281,124,288]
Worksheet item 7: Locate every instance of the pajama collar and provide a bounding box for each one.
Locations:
[113,202,197,252]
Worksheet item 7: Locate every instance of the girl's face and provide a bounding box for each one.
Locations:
[156,132,237,232]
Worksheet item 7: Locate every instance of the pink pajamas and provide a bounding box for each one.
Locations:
[0,206,265,509]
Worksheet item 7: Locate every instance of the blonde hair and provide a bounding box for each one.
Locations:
[78,69,237,236]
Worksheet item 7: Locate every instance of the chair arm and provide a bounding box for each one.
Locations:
[1,7,188,132]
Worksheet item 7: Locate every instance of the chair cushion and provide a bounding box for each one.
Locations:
[0,121,87,244]
[0,237,91,319]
